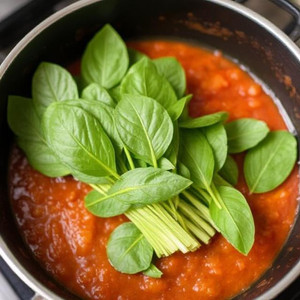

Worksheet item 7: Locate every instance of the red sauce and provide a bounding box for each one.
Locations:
[9,40,298,299]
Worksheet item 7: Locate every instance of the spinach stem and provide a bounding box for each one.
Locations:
[89,183,200,257]
[211,182,224,210]
[152,158,158,168]
[191,186,211,205]
[163,199,188,231]
[180,191,218,230]
[206,184,222,209]
[90,184,106,194]
[118,157,129,174]
[178,201,215,237]
[124,146,135,170]
[110,169,121,180]
[107,177,115,184]
[180,216,210,244]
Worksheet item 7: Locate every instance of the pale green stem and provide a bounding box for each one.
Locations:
[211,182,224,210]
[124,146,135,170]
[181,216,211,244]
[89,184,107,195]
[205,184,222,209]
[178,201,215,237]
[149,204,199,253]
[181,192,218,230]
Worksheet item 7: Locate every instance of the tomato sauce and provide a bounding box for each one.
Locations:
[9,40,298,299]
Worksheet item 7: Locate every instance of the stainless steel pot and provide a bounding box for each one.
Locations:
[0,0,299,299]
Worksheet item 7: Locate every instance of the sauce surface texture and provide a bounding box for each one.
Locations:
[9,41,298,300]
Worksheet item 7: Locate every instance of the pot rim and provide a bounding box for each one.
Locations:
[0,0,299,299]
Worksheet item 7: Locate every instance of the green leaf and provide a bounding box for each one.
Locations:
[120,58,177,109]
[62,99,122,152]
[164,122,179,167]
[91,167,192,206]
[213,173,232,187]
[115,95,173,166]
[179,95,193,122]
[143,264,163,278]
[107,222,153,274]
[108,85,122,103]
[180,129,214,189]
[157,157,175,170]
[81,24,129,89]
[17,138,69,177]
[226,118,269,153]
[210,186,255,255]
[177,161,191,179]
[244,131,297,193]
[134,158,148,169]
[7,96,69,177]
[8,96,41,141]
[167,95,192,121]
[128,48,148,66]
[218,155,239,186]
[32,62,78,117]
[153,57,186,98]
[81,83,115,107]
[42,102,118,182]
[85,189,130,217]
[179,111,228,129]
[202,123,227,171]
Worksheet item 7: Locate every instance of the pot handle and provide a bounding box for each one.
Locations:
[236,0,300,43]
[273,0,300,41]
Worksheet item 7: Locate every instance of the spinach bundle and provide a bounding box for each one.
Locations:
[7,24,297,277]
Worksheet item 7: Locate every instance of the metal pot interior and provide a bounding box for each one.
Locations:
[0,0,299,299]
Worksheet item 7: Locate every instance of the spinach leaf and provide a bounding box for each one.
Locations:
[128,48,148,66]
[179,111,228,129]
[8,96,41,141]
[107,222,153,274]
[244,131,297,193]
[177,161,191,179]
[143,264,163,278]
[209,186,255,255]
[91,167,192,206]
[178,95,193,122]
[85,189,130,217]
[42,102,118,182]
[62,99,122,153]
[226,118,269,153]
[158,157,175,170]
[108,85,122,103]
[180,129,214,189]
[202,123,227,171]
[219,155,239,186]
[153,57,186,98]
[81,24,129,89]
[17,138,70,177]
[81,83,115,107]
[7,96,69,177]
[134,158,148,169]
[164,122,179,166]
[213,173,232,187]
[120,58,177,109]
[32,62,78,117]
[115,95,173,166]
[168,95,192,121]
